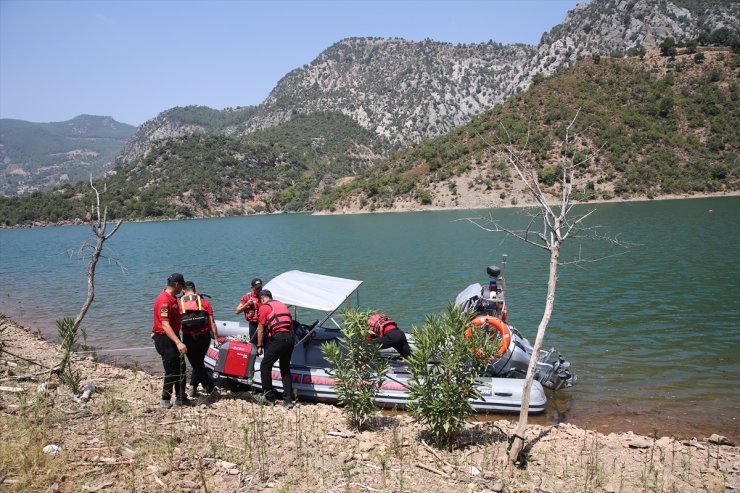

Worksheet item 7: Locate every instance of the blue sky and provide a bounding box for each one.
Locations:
[0,0,586,126]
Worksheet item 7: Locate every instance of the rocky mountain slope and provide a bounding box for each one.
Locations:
[318,47,739,213]
[0,115,135,196]
[527,0,739,78]
[117,0,739,166]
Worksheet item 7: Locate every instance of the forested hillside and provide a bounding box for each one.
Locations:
[1,45,736,226]
[0,115,135,195]
[316,48,739,212]
[0,112,387,224]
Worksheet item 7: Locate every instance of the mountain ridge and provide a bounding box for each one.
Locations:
[0,115,135,195]
[116,0,739,166]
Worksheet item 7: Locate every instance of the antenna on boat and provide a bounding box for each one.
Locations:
[501,254,508,293]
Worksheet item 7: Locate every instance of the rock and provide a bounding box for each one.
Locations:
[42,444,62,454]
[628,437,652,449]
[683,439,706,450]
[337,452,350,463]
[656,437,673,448]
[491,479,505,492]
[708,434,735,446]
[227,468,239,475]
[469,465,481,476]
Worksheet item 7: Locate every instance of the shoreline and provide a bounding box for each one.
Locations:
[1,190,738,229]
[1,314,739,492]
[313,190,740,216]
[4,311,738,445]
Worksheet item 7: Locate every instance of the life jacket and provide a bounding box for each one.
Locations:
[179,294,210,331]
[368,314,398,338]
[265,300,292,337]
[244,291,260,322]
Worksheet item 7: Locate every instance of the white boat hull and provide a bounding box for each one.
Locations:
[205,320,546,413]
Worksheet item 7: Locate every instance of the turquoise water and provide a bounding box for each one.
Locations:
[1,197,738,439]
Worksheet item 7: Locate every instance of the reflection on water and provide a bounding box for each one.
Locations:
[1,197,738,440]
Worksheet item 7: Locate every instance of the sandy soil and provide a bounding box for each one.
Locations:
[1,315,738,493]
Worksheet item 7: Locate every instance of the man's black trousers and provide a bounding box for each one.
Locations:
[260,331,294,404]
[182,331,215,393]
[153,333,186,401]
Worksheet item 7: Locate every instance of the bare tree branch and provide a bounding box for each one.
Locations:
[470,110,630,465]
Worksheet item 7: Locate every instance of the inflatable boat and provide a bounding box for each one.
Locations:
[204,267,574,413]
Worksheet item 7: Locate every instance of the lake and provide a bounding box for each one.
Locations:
[1,196,738,440]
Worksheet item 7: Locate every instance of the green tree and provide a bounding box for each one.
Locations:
[660,37,677,58]
[406,304,499,448]
[322,308,389,430]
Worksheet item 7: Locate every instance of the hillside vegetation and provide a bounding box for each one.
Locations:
[0,47,738,226]
[316,48,739,212]
[0,115,135,196]
[0,112,387,224]
[118,0,739,167]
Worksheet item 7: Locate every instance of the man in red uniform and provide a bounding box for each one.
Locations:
[235,278,262,343]
[367,313,412,359]
[179,280,219,400]
[152,273,189,408]
[255,289,294,409]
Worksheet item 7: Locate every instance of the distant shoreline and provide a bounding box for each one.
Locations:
[2,190,738,229]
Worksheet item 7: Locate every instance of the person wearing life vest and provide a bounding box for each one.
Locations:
[367,313,412,359]
[152,273,188,409]
[235,277,263,343]
[179,280,219,400]
[255,289,294,409]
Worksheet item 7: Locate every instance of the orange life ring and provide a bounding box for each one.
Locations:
[465,315,512,357]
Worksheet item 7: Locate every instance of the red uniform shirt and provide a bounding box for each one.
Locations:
[240,291,261,322]
[257,302,273,326]
[152,289,181,335]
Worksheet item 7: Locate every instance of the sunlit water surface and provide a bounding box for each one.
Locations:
[1,197,737,439]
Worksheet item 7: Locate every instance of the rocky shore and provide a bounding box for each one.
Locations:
[1,314,738,492]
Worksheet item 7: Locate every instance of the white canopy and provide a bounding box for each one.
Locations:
[263,270,362,312]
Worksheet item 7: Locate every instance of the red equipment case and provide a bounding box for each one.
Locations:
[215,341,257,379]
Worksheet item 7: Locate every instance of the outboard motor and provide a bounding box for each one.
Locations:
[456,261,577,390]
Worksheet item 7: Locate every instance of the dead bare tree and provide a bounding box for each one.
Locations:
[471,110,625,464]
[72,177,123,333]
[56,177,123,386]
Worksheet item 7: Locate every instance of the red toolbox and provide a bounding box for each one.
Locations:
[215,341,257,379]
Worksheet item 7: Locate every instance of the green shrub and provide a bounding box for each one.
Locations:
[406,304,500,448]
[322,308,389,430]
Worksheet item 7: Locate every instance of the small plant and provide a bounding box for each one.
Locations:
[406,303,499,448]
[56,317,82,393]
[322,308,388,430]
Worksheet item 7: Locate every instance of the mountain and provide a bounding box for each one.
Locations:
[0,112,388,224]
[2,45,736,226]
[117,0,739,167]
[1,1,738,225]
[0,115,135,196]
[526,0,740,77]
[316,47,739,212]
[115,105,257,166]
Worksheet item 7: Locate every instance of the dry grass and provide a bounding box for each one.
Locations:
[1,314,738,492]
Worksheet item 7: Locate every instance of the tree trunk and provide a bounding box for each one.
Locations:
[508,244,560,462]
[73,234,104,333]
